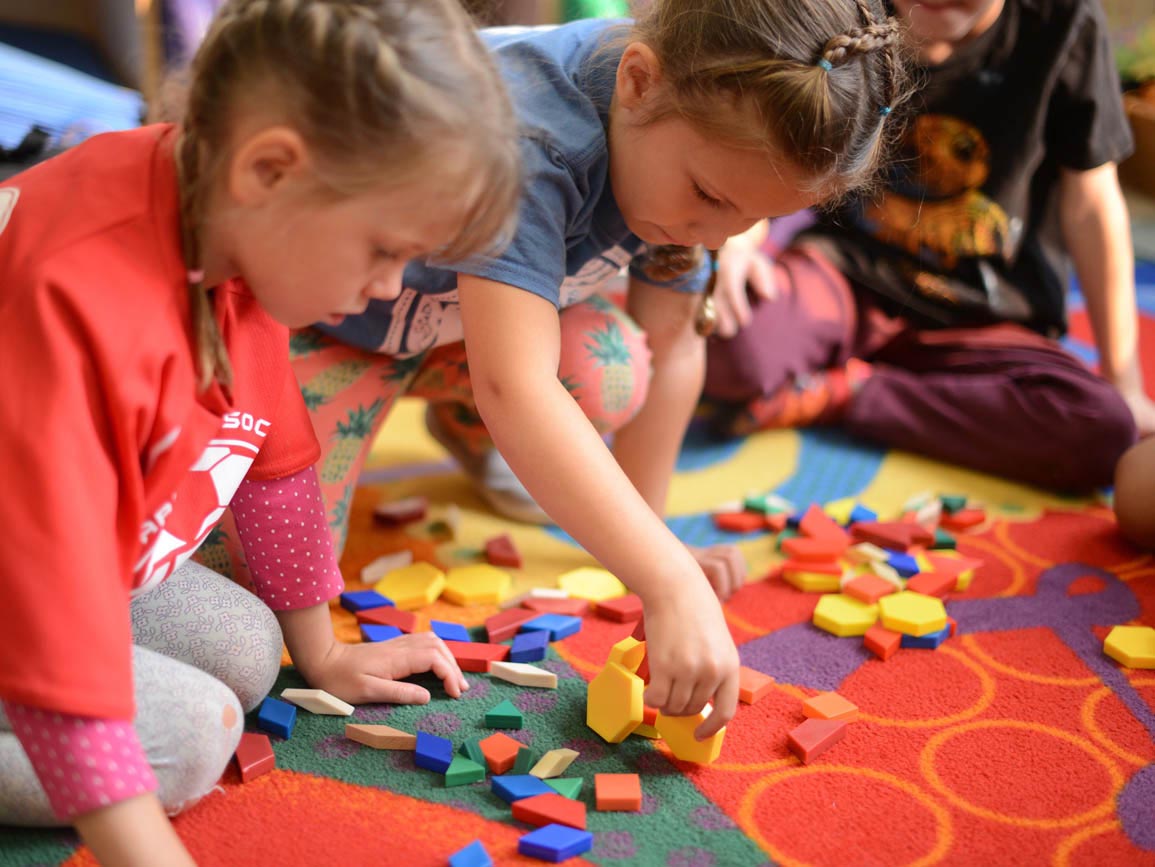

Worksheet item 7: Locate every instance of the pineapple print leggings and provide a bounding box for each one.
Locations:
[289,295,651,554]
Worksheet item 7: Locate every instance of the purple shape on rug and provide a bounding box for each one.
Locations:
[315,734,360,760]
[515,691,559,714]
[594,831,637,859]
[459,678,491,701]
[739,623,871,692]
[1118,764,1155,851]
[352,704,395,723]
[667,847,716,867]
[417,713,461,738]
[691,804,737,831]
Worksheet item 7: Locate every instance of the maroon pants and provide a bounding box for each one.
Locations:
[704,245,1137,492]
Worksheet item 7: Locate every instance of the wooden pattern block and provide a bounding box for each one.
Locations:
[799,503,850,544]
[490,661,558,689]
[338,590,393,613]
[449,840,492,867]
[234,732,275,782]
[713,511,767,533]
[479,732,522,774]
[594,773,642,811]
[851,521,933,552]
[607,636,646,671]
[738,666,775,705]
[812,593,879,637]
[360,550,414,584]
[373,561,446,610]
[878,591,948,637]
[522,596,591,617]
[1104,625,1155,668]
[844,574,896,604]
[484,533,523,569]
[512,792,587,830]
[886,551,920,578]
[781,535,849,562]
[414,731,453,774]
[442,564,513,606]
[802,692,859,722]
[460,737,487,766]
[787,717,848,764]
[359,624,403,643]
[901,623,951,649]
[431,620,472,643]
[864,623,902,660]
[280,688,353,716]
[492,774,553,803]
[530,748,580,779]
[596,593,643,622]
[445,755,486,787]
[782,559,845,593]
[256,698,296,739]
[924,553,984,591]
[521,613,582,642]
[655,706,725,764]
[905,571,955,599]
[485,607,539,643]
[845,542,889,564]
[940,507,986,532]
[586,661,644,743]
[444,640,509,672]
[518,824,594,862]
[344,723,416,750]
[633,705,660,738]
[510,629,550,663]
[545,778,583,799]
[372,495,428,526]
[356,605,418,632]
[557,567,627,602]
[485,699,524,729]
[763,512,789,533]
[512,747,536,775]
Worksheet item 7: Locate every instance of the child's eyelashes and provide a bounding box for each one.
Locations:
[372,247,402,263]
[692,182,723,209]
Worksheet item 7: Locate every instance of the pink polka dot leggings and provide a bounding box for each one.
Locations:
[0,561,283,825]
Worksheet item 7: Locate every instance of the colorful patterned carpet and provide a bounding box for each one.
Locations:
[4,266,1155,866]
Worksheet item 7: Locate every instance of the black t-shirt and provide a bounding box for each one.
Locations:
[804,0,1134,337]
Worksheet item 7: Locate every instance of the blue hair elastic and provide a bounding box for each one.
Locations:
[817,59,833,71]
[879,105,892,116]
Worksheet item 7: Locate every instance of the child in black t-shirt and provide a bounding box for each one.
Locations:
[704,0,1148,493]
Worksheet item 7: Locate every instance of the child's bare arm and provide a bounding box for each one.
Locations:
[1060,162,1155,434]
[73,794,195,867]
[458,274,739,736]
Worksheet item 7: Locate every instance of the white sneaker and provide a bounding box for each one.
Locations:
[424,406,552,525]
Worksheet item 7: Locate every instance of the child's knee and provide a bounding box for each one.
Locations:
[1115,438,1155,549]
[558,300,651,432]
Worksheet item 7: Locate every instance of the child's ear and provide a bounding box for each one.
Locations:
[227,126,310,206]
[616,42,664,113]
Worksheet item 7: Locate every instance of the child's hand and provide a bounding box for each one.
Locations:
[688,544,747,601]
[305,633,469,705]
[641,576,740,740]
[1121,388,1155,438]
[713,222,776,338]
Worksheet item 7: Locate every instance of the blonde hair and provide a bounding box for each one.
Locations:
[628,0,913,200]
[177,0,520,390]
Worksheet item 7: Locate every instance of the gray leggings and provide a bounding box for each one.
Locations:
[0,561,283,826]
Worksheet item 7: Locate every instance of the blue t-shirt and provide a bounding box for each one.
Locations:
[320,19,710,357]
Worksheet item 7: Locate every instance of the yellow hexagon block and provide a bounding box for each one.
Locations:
[607,636,646,672]
[655,706,725,764]
[877,591,947,637]
[558,567,627,602]
[586,662,644,743]
[812,594,879,637]
[441,564,512,606]
[1104,625,1155,669]
[373,562,446,610]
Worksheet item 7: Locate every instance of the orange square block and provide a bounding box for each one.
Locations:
[738,666,775,705]
[596,594,643,623]
[522,596,591,617]
[864,623,902,660]
[802,691,858,722]
[595,773,642,811]
[763,513,788,533]
[714,511,766,533]
[844,574,896,604]
[787,718,847,764]
[480,732,522,774]
[799,504,850,544]
[781,536,848,562]
[940,508,985,531]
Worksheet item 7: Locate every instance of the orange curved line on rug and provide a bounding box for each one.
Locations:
[735,765,954,867]
[959,634,1101,687]
[853,644,997,728]
[919,719,1123,829]
[1081,678,1155,767]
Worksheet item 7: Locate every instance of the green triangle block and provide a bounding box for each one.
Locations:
[485,699,523,729]
[776,527,800,552]
[931,528,957,550]
[742,495,769,514]
[459,736,486,765]
[546,778,583,799]
[512,747,535,775]
[444,755,486,787]
[940,494,967,514]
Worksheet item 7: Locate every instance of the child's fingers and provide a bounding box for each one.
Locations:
[662,674,697,718]
[362,678,431,706]
[642,671,670,711]
[696,674,738,740]
[407,632,470,695]
[748,255,777,300]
